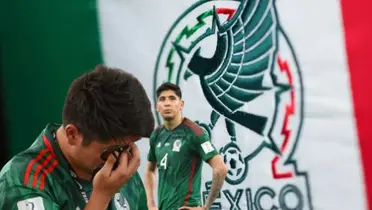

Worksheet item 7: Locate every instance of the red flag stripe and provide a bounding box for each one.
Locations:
[340,0,372,209]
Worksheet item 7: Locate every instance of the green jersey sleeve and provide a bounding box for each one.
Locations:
[191,132,219,162]
[147,132,157,163]
[0,184,60,210]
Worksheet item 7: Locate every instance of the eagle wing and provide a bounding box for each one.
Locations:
[204,0,277,113]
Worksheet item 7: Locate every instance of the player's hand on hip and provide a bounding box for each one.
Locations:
[92,143,141,199]
[178,206,206,210]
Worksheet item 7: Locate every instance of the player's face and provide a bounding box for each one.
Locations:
[65,125,140,177]
[75,136,139,175]
[156,90,184,121]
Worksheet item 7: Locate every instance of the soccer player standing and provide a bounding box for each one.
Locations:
[145,82,228,210]
[0,65,154,210]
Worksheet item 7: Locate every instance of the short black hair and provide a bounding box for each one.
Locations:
[156,82,182,99]
[62,64,154,144]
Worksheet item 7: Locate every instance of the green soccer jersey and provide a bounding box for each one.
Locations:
[147,118,218,210]
[0,123,148,210]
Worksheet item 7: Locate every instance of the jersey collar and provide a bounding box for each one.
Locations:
[42,123,71,171]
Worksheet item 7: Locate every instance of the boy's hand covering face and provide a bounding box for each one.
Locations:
[92,145,128,179]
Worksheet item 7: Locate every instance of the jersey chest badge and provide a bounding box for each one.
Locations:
[114,193,130,210]
[172,139,182,152]
[17,197,43,210]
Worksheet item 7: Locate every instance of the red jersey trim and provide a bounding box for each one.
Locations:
[183,157,198,206]
[183,118,204,136]
[24,135,59,190]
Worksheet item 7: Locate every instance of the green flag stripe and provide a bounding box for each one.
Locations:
[0,0,103,156]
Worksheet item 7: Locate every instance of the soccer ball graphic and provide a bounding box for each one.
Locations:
[220,142,248,184]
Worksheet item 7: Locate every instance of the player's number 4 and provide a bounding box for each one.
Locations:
[160,153,168,169]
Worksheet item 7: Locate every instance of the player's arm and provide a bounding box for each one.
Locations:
[0,185,60,210]
[203,155,227,209]
[144,133,158,210]
[144,161,157,210]
[192,133,228,210]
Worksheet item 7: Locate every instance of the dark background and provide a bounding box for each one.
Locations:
[0,45,9,168]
